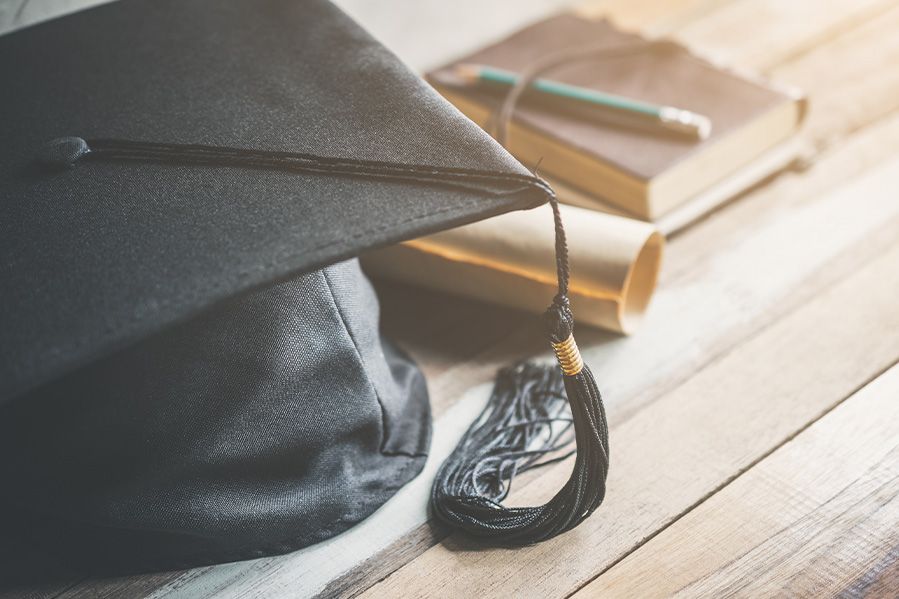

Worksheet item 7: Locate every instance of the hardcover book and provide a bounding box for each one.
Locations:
[428,14,807,227]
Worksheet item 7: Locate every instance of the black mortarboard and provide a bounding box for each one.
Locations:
[0,0,607,571]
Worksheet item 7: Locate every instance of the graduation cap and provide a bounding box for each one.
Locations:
[0,0,608,570]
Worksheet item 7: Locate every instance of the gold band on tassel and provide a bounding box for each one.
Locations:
[551,334,584,376]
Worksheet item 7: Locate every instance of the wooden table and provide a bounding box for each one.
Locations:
[3,0,898,597]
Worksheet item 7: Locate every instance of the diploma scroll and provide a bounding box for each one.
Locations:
[364,204,663,334]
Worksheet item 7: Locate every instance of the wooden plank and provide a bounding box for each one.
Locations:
[621,1,899,409]
[771,3,899,153]
[574,0,733,36]
[672,0,896,71]
[581,112,899,422]
[576,365,899,598]
[361,240,899,597]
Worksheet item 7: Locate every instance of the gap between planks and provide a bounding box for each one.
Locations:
[566,357,899,598]
[574,363,899,598]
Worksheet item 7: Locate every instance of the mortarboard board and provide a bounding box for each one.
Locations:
[0,0,607,571]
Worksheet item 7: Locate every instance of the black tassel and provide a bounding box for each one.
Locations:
[431,194,609,545]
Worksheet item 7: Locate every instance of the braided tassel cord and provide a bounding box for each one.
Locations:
[431,195,609,545]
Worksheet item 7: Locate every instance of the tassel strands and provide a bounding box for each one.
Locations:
[431,194,609,545]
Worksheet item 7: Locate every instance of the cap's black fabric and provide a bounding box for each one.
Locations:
[0,259,430,567]
[0,0,552,570]
[0,0,547,404]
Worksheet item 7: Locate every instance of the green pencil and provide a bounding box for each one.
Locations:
[454,63,712,141]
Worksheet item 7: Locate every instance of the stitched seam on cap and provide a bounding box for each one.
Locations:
[319,264,390,454]
[6,176,551,399]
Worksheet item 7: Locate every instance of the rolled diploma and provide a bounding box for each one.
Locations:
[362,203,663,334]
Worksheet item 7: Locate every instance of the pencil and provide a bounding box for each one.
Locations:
[454,63,712,141]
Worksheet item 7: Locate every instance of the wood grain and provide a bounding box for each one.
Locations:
[575,0,733,36]
[586,111,899,422]
[362,236,899,597]
[672,0,896,70]
[576,365,899,598]
[770,3,899,153]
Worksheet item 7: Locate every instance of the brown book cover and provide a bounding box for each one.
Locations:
[427,14,806,219]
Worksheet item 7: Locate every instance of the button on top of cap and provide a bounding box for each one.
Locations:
[36,137,90,168]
